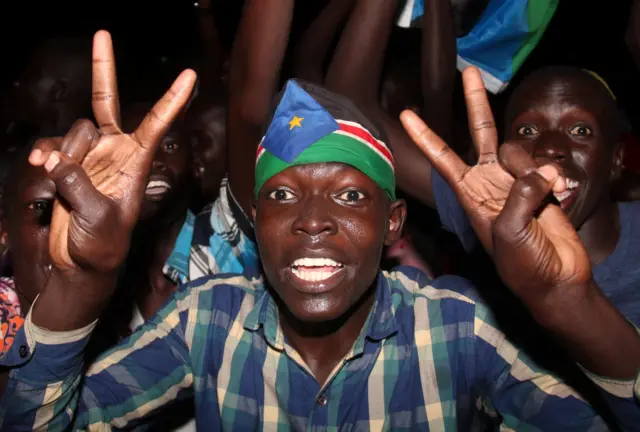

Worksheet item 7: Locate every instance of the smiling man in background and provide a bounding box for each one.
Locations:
[430,66,640,325]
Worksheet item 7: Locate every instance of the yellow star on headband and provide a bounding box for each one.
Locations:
[289,115,304,131]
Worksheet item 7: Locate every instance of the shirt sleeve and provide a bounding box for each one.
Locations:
[430,169,478,253]
[473,302,640,430]
[0,289,194,431]
[163,210,196,286]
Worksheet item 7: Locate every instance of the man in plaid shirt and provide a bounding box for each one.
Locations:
[1,26,639,430]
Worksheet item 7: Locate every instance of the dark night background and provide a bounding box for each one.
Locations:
[0,1,637,127]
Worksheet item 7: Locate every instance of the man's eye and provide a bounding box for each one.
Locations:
[162,140,179,153]
[27,200,53,225]
[267,189,295,201]
[568,124,593,137]
[28,200,51,212]
[336,190,365,203]
[517,125,539,136]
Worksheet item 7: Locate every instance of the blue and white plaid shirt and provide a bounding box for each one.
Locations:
[1,266,638,431]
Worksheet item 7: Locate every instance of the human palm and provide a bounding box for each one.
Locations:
[402,68,513,253]
[30,31,196,274]
[400,67,591,303]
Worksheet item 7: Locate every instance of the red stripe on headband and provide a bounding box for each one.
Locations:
[337,121,394,165]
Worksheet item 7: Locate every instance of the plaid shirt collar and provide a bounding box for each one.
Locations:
[243,273,399,356]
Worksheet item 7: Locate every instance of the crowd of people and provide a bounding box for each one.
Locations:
[0,0,639,430]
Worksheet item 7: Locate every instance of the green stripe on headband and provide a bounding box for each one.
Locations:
[255,133,396,200]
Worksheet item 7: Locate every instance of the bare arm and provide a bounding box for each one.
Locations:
[421,0,456,145]
[326,0,439,206]
[227,0,294,216]
[626,0,640,71]
[293,0,357,84]
[325,0,397,105]
[195,0,224,94]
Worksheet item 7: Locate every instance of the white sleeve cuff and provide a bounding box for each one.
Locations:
[580,365,637,399]
[24,295,98,347]
[579,325,640,400]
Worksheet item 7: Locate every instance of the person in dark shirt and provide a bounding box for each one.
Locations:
[1,32,639,429]
[424,67,640,326]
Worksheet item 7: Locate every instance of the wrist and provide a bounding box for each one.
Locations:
[32,268,118,331]
[527,279,597,330]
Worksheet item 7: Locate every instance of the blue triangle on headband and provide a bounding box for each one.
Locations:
[261,80,340,163]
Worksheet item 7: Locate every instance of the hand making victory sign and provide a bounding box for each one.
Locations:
[28,31,196,331]
[401,66,589,303]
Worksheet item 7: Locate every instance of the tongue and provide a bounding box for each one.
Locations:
[297,266,338,272]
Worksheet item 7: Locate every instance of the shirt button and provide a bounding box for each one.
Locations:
[19,345,29,358]
[317,394,328,406]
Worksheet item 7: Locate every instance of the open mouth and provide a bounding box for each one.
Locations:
[289,257,345,283]
[145,179,172,198]
[553,177,580,211]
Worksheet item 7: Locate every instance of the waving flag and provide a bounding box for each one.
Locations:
[398,0,558,94]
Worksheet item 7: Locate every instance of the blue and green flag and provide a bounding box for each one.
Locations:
[398,0,558,94]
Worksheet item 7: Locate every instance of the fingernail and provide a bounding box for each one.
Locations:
[400,110,419,128]
[537,165,558,182]
[44,153,60,172]
[29,149,42,164]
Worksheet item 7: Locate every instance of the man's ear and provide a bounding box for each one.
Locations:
[0,220,9,259]
[251,200,257,224]
[610,141,625,184]
[192,156,205,181]
[384,199,407,247]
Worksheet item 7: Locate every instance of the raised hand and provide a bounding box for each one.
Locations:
[400,67,513,254]
[29,31,196,275]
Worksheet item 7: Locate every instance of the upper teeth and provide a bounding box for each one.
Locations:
[291,258,343,268]
[565,178,579,189]
[146,180,171,189]
[554,190,573,202]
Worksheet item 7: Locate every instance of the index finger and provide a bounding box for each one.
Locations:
[400,110,469,184]
[462,67,498,164]
[500,142,566,194]
[133,69,197,152]
[92,30,121,135]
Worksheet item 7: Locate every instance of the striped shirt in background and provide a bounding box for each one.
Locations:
[163,176,260,286]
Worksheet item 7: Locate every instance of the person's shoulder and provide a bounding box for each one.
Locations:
[617,201,640,242]
[177,272,263,301]
[385,266,482,306]
[170,273,265,332]
[385,267,489,344]
[619,200,640,220]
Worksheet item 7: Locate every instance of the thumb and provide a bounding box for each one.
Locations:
[43,151,109,217]
[493,165,560,245]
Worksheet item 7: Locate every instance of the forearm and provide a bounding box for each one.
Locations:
[421,0,456,143]
[32,269,117,331]
[227,0,294,215]
[535,280,640,380]
[384,114,436,207]
[325,0,399,104]
[626,0,640,71]
[293,0,357,84]
[196,8,224,94]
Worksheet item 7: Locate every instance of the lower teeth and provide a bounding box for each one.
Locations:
[291,267,340,282]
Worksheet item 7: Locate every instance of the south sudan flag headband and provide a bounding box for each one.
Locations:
[254,80,396,200]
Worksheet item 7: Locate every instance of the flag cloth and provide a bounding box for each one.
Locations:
[255,80,396,200]
[397,0,558,94]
